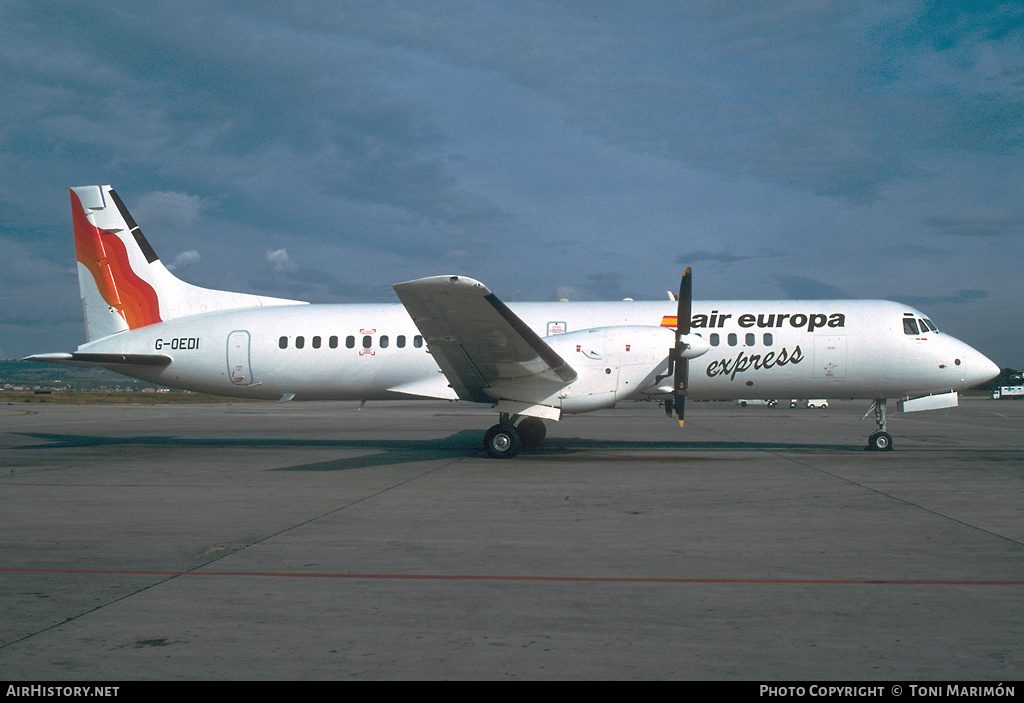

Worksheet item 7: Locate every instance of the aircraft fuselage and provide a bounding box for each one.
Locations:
[72,298,994,406]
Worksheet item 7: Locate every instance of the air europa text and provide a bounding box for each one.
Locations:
[691,312,846,332]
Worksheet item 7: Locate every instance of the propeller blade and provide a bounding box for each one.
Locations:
[677,267,692,336]
[673,268,692,426]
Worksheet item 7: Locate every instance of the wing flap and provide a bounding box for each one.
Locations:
[393,276,576,406]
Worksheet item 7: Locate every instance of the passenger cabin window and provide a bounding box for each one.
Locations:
[329,336,338,349]
[380,335,389,349]
[763,333,773,346]
[710,333,720,347]
[279,336,288,349]
[312,336,321,349]
[745,333,755,346]
[362,335,372,349]
[346,336,355,348]
[295,336,305,349]
[397,335,406,348]
[414,335,424,348]
[903,318,919,335]
[728,333,737,347]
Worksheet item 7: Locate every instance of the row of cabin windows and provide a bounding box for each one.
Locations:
[280,332,783,350]
[278,334,424,350]
[707,332,774,348]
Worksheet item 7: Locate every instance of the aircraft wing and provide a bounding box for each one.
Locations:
[393,276,577,411]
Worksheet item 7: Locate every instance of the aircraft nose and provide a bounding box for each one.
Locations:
[961,345,1000,387]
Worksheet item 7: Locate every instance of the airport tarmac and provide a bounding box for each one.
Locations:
[0,397,1021,680]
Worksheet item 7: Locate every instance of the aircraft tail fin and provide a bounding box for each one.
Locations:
[71,185,306,342]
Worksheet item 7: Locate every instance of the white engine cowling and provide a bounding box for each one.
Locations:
[545,326,677,414]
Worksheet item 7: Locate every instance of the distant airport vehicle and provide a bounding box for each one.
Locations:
[737,399,778,407]
[992,385,1024,399]
[806,399,828,408]
[27,186,1001,456]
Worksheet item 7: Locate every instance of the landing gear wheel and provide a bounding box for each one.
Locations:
[516,417,547,447]
[484,423,523,459]
[867,431,893,452]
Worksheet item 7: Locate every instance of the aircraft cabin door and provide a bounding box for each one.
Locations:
[227,330,253,386]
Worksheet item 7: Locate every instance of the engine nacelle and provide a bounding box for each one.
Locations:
[545,326,676,414]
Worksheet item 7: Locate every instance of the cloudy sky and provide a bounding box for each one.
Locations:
[1,1,1021,366]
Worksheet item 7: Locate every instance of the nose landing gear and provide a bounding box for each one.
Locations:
[865,399,893,451]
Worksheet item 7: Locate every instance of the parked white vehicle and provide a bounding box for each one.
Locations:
[992,385,1024,399]
[806,399,828,408]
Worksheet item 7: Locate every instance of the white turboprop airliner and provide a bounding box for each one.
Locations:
[28,185,1000,458]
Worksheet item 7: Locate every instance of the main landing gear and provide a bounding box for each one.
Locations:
[483,414,547,459]
[865,399,893,451]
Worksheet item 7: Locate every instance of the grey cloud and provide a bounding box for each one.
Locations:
[583,271,630,301]
[677,249,785,265]
[925,211,1024,237]
[873,243,946,258]
[132,191,208,234]
[265,248,297,273]
[1,2,505,238]
[899,289,990,307]
[167,250,201,272]
[773,275,848,300]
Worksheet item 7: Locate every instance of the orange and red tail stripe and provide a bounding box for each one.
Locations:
[72,190,162,330]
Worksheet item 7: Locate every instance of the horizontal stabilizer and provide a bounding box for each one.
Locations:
[393,275,576,405]
[25,352,172,368]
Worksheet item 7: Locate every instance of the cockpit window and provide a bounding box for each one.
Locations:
[920,318,937,332]
[903,318,919,335]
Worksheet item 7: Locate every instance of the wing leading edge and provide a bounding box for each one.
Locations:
[393,276,577,414]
